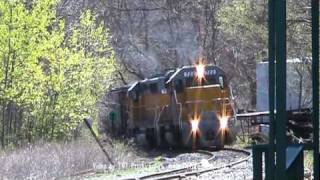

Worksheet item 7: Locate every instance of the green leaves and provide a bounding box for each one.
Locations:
[218,0,268,62]
[0,0,116,143]
[218,0,267,45]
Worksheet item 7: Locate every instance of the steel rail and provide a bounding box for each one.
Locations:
[121,150,214,180]
[153,148,251,180]
[125,148,251,180]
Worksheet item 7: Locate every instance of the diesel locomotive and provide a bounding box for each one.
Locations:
[101,63,237,149]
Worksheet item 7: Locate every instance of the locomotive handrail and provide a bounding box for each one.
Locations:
[184,99,231,104]
[211,97,230,101]
[154,106,167,146]
[129,105,169,110]
[185,100,211,104]
[186,84,221,89]
[173,90,183,131]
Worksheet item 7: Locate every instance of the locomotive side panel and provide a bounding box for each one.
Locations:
[127,77,173,146]
[130,93,170,128]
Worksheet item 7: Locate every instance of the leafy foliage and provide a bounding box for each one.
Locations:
[218,0,268,61]
[0,0,116,146]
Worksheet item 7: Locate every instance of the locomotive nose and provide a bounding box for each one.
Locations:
[197,117,223,148]
[181,113,235,149]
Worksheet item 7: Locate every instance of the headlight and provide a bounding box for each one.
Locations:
[190,119,199,133]
[195,61,205,84]
[219,116,228,130]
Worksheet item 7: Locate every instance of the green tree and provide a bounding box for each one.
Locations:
[0,0,116,147]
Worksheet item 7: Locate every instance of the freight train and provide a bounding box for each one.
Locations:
[100,63,238,149]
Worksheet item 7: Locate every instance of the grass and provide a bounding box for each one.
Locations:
[3,132,313,179]
[0,138,137,179]
[227,135,252,149]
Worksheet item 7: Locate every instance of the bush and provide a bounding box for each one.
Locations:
[0,139,136,179]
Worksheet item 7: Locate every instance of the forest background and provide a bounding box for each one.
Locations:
[0,0,313,149]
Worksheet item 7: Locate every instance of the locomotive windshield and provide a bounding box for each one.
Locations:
[166,65,227,93]
[183,68,226,88]
[184,75,222,87]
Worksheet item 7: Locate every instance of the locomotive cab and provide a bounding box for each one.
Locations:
[166,65,236,149]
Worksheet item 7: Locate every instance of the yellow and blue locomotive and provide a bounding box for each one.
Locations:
[102,63,237,149]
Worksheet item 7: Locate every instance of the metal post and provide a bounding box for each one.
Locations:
[84,118,114,165]
[264,150,271,179]
[274,0,287,179]
[253,146,263,180]
[267,0,275,179]
[311,0,319,179]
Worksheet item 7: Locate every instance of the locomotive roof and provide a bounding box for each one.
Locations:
[126,65,226,93]
[108,86,130,93]
[128,69,175,93]
[128,76,166,93]
[165,64,225,84]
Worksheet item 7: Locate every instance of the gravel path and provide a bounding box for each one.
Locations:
[82,148,253,179]
[123,149,252,180]
[197,157,253,180]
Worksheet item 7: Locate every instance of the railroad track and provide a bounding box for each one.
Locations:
[124,148,251,180]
